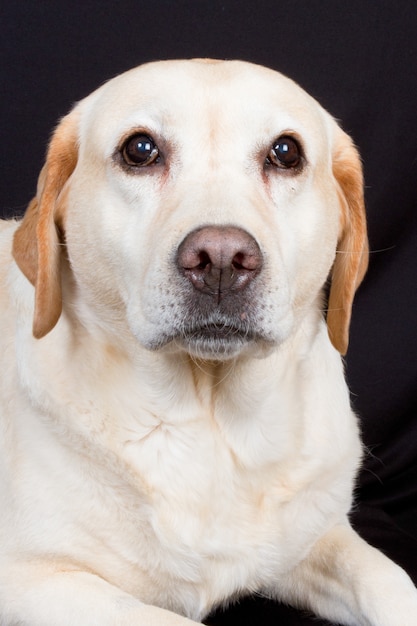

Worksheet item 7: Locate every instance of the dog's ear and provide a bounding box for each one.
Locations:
[327,128,369,355]
[13,109,80,339]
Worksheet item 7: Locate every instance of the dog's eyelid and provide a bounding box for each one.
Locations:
[262,131,307,174]
[265,131,305,172]
[112,128,169,172]
[119,132,160,168]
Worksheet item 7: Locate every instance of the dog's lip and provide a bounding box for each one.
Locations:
[180,322,254,341]
[146,320,277,357]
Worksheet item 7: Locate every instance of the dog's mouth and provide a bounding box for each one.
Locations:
[170,320,267,359]
[185,322,253,341]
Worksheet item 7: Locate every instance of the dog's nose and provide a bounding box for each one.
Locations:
[177,226,262,300]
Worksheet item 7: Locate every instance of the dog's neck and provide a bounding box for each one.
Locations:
[14,309,347,484]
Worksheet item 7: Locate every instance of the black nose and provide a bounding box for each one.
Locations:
[177,226,263,301]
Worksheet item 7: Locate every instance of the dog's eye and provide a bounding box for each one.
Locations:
[121,134,159,167]
[267,136,302,169]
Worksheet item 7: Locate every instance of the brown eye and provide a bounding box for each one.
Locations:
[121,134,159,166]
[267,136,302,169]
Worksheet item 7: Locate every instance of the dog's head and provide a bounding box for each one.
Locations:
[13,60,367,358]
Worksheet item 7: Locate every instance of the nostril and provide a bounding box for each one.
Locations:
[232,250,260,271]
[197,251,211,270]
[232,253,245,270]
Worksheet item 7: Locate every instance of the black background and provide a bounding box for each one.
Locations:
[2,2,417,624]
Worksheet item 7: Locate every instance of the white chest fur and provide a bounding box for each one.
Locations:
[2,322,360,621]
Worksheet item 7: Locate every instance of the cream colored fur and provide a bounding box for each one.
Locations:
[0,59,416,626]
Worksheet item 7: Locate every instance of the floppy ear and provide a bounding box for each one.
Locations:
[327,127,369,355]
[12,109,80,339]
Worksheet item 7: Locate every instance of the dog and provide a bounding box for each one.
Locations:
[1,59,416,626]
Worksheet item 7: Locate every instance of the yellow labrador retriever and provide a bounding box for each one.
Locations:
[1,59,416,626]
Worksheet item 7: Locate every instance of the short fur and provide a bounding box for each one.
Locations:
[0,59,416,626]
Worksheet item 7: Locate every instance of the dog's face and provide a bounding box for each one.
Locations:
[13,60,368,358]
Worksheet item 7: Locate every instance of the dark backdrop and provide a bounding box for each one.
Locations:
[2,2,417,624]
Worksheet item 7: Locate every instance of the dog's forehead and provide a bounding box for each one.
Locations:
[100,59,313,105]
[80,60,329,144]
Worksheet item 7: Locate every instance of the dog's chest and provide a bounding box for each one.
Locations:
[9,346,356,620]
[95,410,345,619]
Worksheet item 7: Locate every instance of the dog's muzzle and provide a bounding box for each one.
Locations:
[174,225,264,358]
